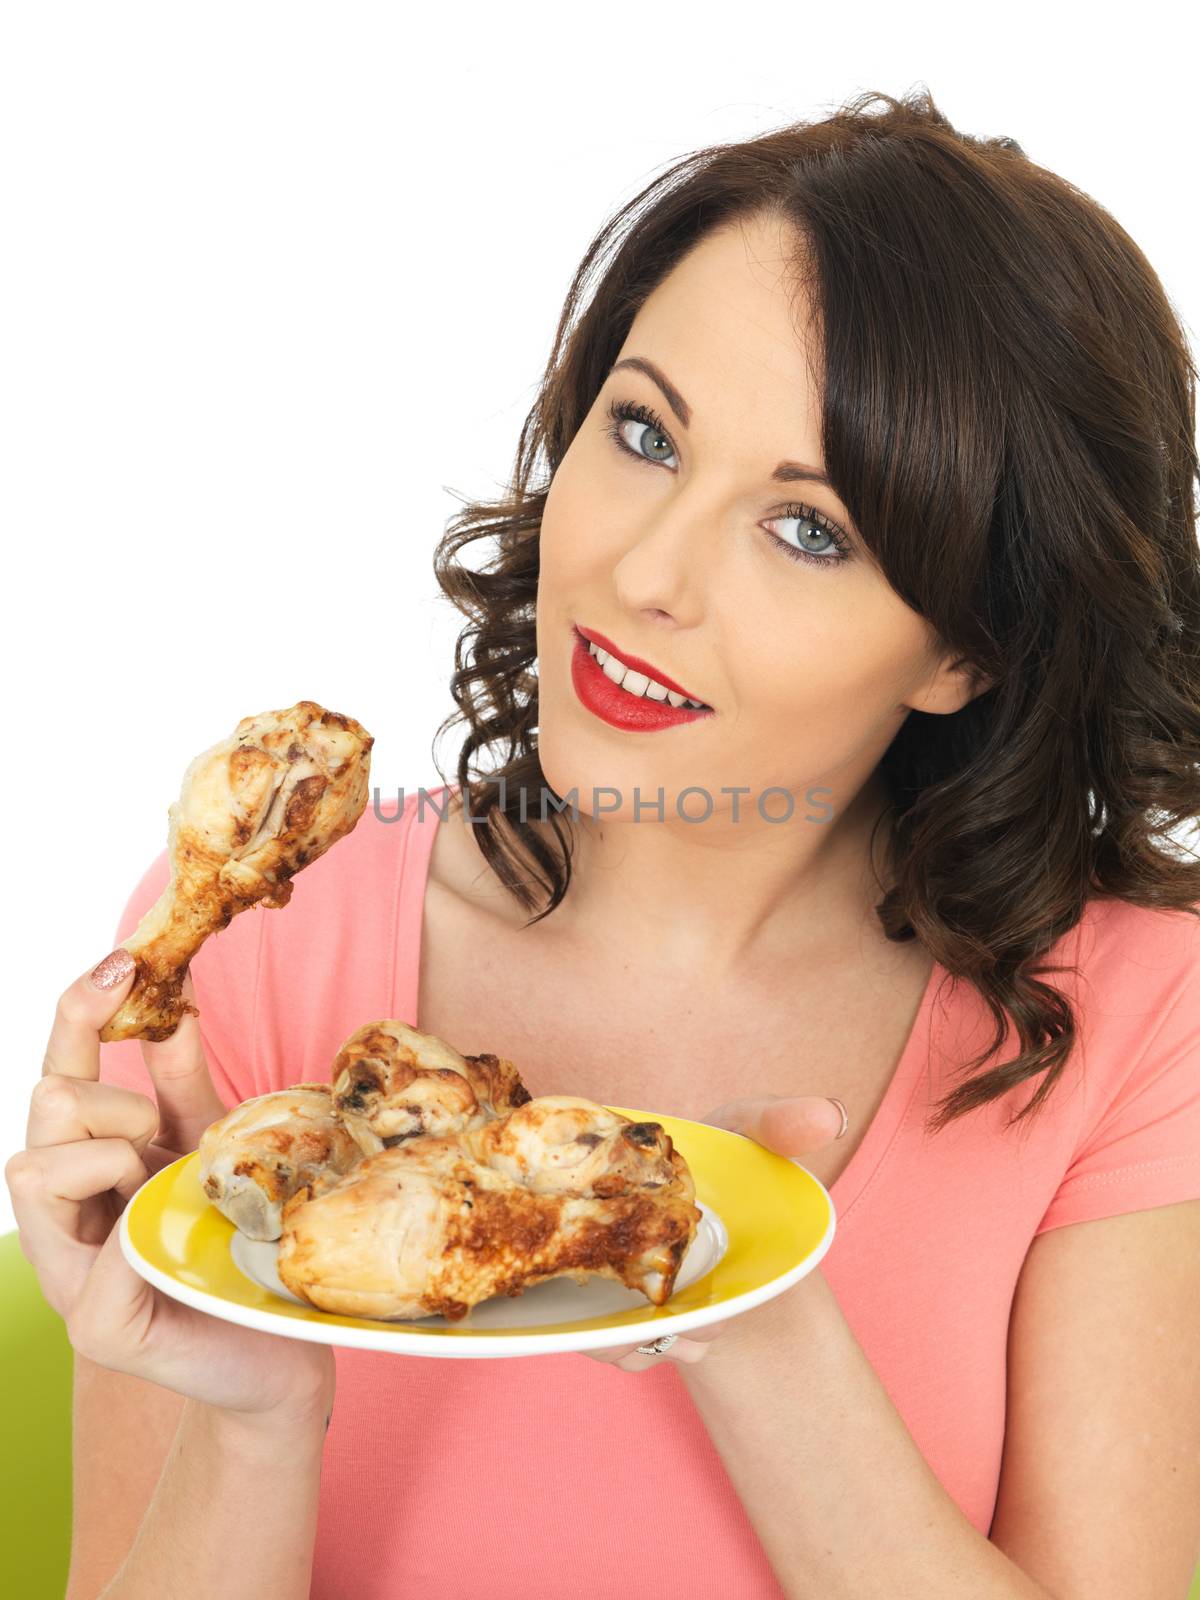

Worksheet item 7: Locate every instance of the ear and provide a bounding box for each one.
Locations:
[906,650,996,716]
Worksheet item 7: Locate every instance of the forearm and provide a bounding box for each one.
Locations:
[679,1268,1051,1600]
[97,1399,328,1600]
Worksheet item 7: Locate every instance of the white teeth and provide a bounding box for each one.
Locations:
[587,640,707,709]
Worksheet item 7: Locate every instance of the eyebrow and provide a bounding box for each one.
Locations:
[610,355,835,489]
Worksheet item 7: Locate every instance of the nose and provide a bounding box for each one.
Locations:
[610,495,714,629]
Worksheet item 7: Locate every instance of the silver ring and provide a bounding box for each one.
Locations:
[633,1332,678,1356]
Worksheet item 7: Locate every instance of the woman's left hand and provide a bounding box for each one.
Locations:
[582,1094,848,1372]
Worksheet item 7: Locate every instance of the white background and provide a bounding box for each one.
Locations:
[1,1,1196,1235]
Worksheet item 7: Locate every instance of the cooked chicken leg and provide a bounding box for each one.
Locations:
[276,1098,701,1321]
[462,1094,687,1196]
[330,1019,532,1157]
[100,700,373,1042]
[198,1084,364,1241]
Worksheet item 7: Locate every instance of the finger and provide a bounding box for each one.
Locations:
[6,1137,149,1317]
[42,950,139,1083]
[671,1319,730,1343]
[65,1213,156,1367]
[758,1096,847,1154]
[585,1332,715,1366]
[138,971,227,1153]
[582,1341,658,1367]
[27,1073,160,1154]
[712,1095,847,1155]
[613,1337,711,1371]
[143,1141,193,1177]
[661,1338,710,1364]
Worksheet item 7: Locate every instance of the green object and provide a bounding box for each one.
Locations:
[0,1230,75,1598]
[1,1226,1198,1598]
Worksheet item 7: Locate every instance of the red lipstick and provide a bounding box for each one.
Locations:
[570,623,714,732]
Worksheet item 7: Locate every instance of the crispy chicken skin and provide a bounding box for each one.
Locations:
[100,701,373,1043]
[463,1094,685,1195]
[276,1097,701,1322]
[330,1018,532,1157]
[198,1084,364,1242]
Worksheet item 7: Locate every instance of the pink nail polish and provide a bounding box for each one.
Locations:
[90,948,136,989]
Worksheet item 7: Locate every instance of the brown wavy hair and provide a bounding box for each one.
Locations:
[430,85,1200,1135]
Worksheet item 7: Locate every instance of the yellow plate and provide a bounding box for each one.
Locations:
[119,1106,835,1358]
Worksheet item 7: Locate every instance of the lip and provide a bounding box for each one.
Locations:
[573,624,711,707]
[570,624,714,732]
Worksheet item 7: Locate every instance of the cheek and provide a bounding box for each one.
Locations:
[725,588,931,734]
[539,449,629,587]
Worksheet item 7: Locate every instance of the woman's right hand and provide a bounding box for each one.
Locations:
[5,948,336,1428]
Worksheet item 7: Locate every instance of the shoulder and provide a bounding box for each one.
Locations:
[1051,896,1200,1146]
[1070,895,1200,1013]
[416,786,538,927]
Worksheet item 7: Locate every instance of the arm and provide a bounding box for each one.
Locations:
[678,1202,1200,1599]
[678,1266,1056,1600]
[988,1200,1200,1598]
[66,1351,187,1598]
[95,1394,329,1600]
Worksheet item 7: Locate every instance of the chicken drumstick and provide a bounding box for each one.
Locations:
[277,1096,701,1321]
[100,699,373,1043]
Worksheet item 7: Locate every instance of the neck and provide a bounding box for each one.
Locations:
[500,772,898,988]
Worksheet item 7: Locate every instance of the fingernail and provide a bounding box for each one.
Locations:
[90,948,136,989]
[828,1097,849,1139]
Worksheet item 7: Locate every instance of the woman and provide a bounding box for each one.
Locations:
[13,88,1200,1599]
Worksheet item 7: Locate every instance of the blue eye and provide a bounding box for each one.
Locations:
[762,505,853,569]
[605,397,678,466]
[603,395,853,572]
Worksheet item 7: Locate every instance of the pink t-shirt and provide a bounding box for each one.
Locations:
[98,783,1200,1599]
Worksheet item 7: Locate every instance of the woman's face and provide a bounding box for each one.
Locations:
[535,210,980,830]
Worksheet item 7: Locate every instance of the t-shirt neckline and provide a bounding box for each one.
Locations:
[403,782,941,1226]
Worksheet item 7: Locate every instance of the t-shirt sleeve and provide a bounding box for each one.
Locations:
[96,849,256,1113]
[1034,921,1200,1234]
